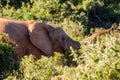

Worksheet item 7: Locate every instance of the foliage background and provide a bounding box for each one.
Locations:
[0,0,120,80]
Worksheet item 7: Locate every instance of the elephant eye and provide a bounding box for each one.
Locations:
[62,37,65,41]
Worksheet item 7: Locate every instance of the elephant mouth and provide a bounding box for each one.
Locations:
[54,42,80,54]
[58,49,66,54]
[54,47,66,54]
[61,49,66,54]
[61,47,71,54]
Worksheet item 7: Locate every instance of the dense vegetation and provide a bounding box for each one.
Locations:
[0,0,120,80]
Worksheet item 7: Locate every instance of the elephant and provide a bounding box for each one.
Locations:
[0,18,80,60]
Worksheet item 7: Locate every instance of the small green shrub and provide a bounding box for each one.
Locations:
[7,55,58,80]
[0,34,16,79]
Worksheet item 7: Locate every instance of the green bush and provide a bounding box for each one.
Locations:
[6,54,62,80]
[0,0,120,80]
[5,29,120,80]
[0,34,16,79]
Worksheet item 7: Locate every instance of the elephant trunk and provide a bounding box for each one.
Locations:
[70,40,80,50]
[65,37,80,51]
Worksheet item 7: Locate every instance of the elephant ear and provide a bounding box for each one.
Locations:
[27,22,54,56]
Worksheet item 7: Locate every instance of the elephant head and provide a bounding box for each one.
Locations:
[27,21,80,57]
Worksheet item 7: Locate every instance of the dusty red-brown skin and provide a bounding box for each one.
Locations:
[0,18,80,60]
